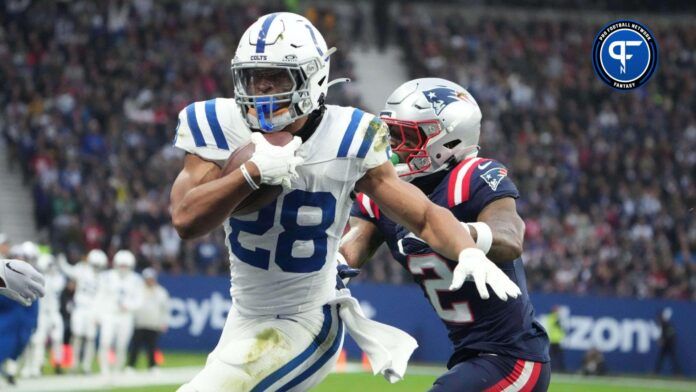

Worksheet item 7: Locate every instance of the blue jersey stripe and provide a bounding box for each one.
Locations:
[250,305,333,392]
[185,104,206,147]
[277,311,343,391]
[356,118,379,158]
[255,13,279,53]
[305,25,324,56]
[204,99,229,150]
[337,109,364,157]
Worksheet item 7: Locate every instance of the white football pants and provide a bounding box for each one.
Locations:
[178,304,344,392]
[99,313,134,375]
[70,307,99,373]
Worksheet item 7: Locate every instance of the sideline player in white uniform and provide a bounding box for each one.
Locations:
[22,253,66,377]
[97,249,143,375]
[170,12,520,392]
[58,249,107,373]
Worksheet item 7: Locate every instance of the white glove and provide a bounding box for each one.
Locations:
[248,133,304,188]
[0,258,45,306]
[449,248,521,301]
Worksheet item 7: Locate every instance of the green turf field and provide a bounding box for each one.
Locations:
[55,351,694,392]
[107,372,696,392]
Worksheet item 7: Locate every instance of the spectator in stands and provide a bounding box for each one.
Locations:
[127,268,169,373]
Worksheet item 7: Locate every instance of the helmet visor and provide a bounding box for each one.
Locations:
[233,66,299,97]
[383,117,442,176]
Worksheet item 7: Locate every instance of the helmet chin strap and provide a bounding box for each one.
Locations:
[327,78,350,89]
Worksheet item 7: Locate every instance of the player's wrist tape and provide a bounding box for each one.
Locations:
[460,221,493,254]
[240,163,260,190]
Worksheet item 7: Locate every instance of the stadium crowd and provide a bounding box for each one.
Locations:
[0,0,361,276]
[1,1,694,300]
[392,6,695,299]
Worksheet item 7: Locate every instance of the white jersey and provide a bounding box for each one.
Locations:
[96,270,144,315]
[71,262,101,310]
[39,269,66,315]
[175,99,391,315]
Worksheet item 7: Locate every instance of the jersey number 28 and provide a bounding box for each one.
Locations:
[228,189,336,273]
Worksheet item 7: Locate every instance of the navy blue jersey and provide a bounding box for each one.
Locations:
[351,157,549,367]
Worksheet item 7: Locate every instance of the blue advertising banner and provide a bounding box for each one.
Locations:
[158,274,231,351]
[158,275,695,376]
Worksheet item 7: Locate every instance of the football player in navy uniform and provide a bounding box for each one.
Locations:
[340,78,551,391]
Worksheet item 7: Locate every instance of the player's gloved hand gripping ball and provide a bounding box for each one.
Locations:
[222,131,305,216]
[450,248,521,301]
[248,132,304,188]
[0,258,45,306]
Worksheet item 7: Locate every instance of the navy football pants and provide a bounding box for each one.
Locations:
[429,354,550,392]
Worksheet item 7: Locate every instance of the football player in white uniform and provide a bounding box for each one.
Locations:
[170,12,520,392]
[22,253,66,377]
[58,249,107,373]
[96,249,144,376]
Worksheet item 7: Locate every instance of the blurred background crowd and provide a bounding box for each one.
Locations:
[1,0,694,300]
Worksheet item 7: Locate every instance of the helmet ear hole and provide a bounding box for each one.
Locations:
[443,139,461,149]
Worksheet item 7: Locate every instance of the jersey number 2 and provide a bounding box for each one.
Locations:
[228,189,336,273]
[407,254,474,324]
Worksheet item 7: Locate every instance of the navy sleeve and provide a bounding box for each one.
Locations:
[449,159,519,221]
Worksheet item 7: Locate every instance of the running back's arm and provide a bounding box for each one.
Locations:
[356,162,476,260]
[170,154,258,239]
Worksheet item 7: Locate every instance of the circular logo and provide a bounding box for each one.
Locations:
[592,20,658,90]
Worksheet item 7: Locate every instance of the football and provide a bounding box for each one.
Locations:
[222,131,293,216]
